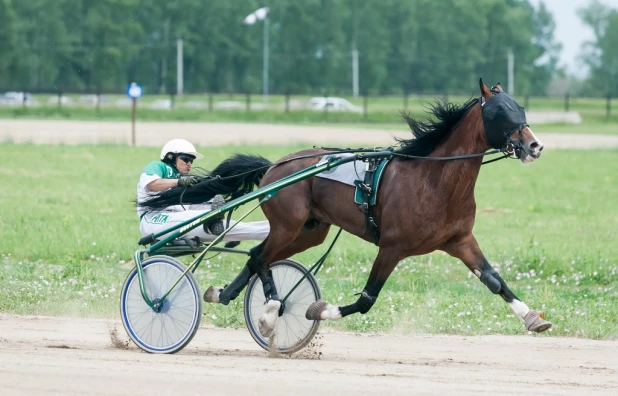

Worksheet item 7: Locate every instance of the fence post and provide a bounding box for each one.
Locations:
[403,91,408,112]
[57,91,62,109]
[323,92,328,119]
[96,91,101,113]
[285,90,290,113]
[170,93,175,110]
[22,90,27,108]
[565,93,570,112]
[607,94,612,118]
[525,95,530,111]
[363,92,369,120]
[246,92,251,112]
[208,93,213,112]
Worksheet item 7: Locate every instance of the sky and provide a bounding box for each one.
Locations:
[528,0,616,78]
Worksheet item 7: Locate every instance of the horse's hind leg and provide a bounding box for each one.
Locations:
[271,221,332,262]
[247,221,332,339]
[442,233,552,332]
[204,266,253,304]
[306,247,402,321]
[204,221,331,307]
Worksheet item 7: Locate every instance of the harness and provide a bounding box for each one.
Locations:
[353,156,391,245]
[156,88,530,249]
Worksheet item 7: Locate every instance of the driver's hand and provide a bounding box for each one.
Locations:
[178,176,199,187]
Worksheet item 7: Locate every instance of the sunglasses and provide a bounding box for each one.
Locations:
[178,154,195,164]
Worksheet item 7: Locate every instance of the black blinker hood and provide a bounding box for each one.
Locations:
[481,92,528,149]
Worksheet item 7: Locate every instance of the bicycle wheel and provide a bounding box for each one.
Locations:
[120,255,202,354]
[244,259,321,354]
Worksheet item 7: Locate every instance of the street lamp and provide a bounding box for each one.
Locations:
[243,7,270,105]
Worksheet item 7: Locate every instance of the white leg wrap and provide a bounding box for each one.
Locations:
[319,303,342,321]
[258,300,281,338]
[508,299,531,321]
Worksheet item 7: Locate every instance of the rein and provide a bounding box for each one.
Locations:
[318,146,515,165]
[187,145,516,192]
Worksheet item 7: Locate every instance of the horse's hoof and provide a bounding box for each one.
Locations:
[203,286,223,303]
[305,299,328,320]
[258,300,281,338]
[525,310,552,332]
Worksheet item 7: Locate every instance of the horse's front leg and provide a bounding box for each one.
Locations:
[306,248,401,321]
[442,233,552,332]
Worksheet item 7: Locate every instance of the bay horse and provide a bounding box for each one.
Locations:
[141,79,551,337]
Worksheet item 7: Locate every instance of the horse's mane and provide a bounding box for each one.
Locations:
[395,97,479,157]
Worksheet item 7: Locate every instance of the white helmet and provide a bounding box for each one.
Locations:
[160,139,204,160]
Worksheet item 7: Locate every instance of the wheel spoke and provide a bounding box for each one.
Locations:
[121,257,201,353]
[245,261,320,353]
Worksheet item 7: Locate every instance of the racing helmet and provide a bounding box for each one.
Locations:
[160,139,204,161]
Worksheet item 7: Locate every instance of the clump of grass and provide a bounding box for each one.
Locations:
[0,144,617,339]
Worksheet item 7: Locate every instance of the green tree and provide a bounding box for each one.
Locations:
[0,0,565,96]
[0,0,20,89]
[579,0,618,96]
[11,0,71,91]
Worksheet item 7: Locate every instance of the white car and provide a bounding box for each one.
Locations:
[0,92,36,106]
[150,99,172,110]
[306,97,361,112]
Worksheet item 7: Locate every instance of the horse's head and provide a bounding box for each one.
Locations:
[479,79,544,163]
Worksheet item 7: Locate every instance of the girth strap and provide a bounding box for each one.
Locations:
[354,158,381,246]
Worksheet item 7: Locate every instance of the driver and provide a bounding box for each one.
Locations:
[137,138,270,244]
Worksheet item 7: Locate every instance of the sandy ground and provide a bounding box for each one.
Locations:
[2,120,618,395]
[0,315,617,396]
[1,119,618,149]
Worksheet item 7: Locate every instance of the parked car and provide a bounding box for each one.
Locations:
[306,97,361,112]
[150,99,172,110]
[80,94,109,106]
[0,91,36,106]
[47,95,73,105]
[214,101,245,110]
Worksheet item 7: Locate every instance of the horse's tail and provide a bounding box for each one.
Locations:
[208,154,273,196]
[139,154,272,211]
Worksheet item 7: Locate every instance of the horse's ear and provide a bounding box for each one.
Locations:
[492,83,504,93]
[479,78,493,101]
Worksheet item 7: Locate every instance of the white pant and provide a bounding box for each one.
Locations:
[140,206,270,242]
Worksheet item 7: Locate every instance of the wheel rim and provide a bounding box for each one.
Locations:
[246,262,320,351]
[122,260,200,352]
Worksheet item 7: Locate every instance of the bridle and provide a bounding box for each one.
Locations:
[480,87,531,162]
[505,128,526,159]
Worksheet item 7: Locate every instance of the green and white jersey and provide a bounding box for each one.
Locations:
[137,161,178,217]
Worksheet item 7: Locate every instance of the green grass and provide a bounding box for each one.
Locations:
[1,143,617,339]
[2,92,617,130]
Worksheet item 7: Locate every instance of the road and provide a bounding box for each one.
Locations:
[0,315,617,396]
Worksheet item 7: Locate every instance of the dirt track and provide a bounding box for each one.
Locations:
[1,119,618,149]
[0,315,617,395]
[2,120,618,395]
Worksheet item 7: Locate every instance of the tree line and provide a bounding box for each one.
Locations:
[0,0,615,97]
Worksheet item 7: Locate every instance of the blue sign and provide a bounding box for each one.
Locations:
[126,82,143,99]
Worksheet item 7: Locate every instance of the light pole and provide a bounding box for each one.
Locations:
[243,7,270,105]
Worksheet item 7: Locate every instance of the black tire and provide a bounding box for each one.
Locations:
[244,259,321,354]
[120,255,202,354]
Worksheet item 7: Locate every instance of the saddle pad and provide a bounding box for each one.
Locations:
[315,153,366,186]
[315,154,391,205]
